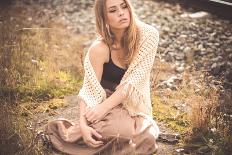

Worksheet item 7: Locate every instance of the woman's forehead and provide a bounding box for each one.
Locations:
[106,0,125,8]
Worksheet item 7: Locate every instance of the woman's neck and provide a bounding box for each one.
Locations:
[111,28,126,48]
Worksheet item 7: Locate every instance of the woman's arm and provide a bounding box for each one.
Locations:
[101,82,131,111]
[84,80,132,123]
[79,99,104,148]
[79,99,88,127]
[78,40,111,147]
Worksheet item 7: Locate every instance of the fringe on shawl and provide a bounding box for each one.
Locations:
[119,81,160,139]
[118,81,151,115]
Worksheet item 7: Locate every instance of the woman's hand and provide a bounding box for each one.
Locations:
[85,104,109,123]
[80,124,103,148]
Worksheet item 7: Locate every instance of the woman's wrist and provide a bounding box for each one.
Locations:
[79,100,89,128]
[101,87,126,111]
[80,122,87,128]
[79,115,88,127]
[101,100,112,113]
[80,121,88,132]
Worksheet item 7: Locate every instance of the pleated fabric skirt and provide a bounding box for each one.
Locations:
[44,89,160,155]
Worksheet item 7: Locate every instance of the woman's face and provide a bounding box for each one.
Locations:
[105,0,130,30]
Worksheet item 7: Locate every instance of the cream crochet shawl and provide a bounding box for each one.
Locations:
[77,21,159,123]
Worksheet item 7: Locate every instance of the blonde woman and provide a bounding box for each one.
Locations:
[45,0,160,154]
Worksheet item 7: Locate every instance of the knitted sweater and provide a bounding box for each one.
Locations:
[77,20,159,121]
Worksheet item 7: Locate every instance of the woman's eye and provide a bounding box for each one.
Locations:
[109,10,116,13]
[122,4,128,9]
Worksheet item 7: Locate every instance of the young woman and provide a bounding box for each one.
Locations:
[45,0,160,154]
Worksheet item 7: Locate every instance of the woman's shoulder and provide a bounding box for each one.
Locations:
[88,39,109,63]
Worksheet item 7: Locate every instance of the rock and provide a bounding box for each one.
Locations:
[212,56,223,62]
[27,17,32,21]
[176,148,192,154]
[157,75,183,90]
[225,71,232,82]
[162,26,170,34]
[197,44,204,50]
[65,5,78,13]
[186,11,210,19]
[175,53,185,61]
[210,62,226,76]
[180,13,188,18]
[183,47,191,53]
[228,53,232,60]
[196,146,211,154]
[158,133,181,144]
[176,66,185,73]
[173,102,188,112]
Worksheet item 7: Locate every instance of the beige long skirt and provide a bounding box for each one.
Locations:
[44,90,160,155]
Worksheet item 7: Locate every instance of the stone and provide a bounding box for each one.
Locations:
[176,66,185,73]
[158,133,180,144]
[189,11,210,19]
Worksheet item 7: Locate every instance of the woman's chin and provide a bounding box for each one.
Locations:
[116,24,130,29]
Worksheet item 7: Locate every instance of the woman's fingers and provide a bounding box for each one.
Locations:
[86,114,94,122]
[87,136,103,147]
[82,125,103,148]
[89,115,98,122]
[85,113,94,122]
[93,119,99,124]
[91,128,102,139]
[86,140,102,148]
[85,109,98,122]
[85,109,92,120]
[90,138,103,146]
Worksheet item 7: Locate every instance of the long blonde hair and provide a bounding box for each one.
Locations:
[94,0,140,66]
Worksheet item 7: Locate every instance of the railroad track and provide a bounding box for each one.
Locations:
[160,0,232,20]
[209,0,232,6]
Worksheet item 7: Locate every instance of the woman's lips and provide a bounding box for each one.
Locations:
[119,18,128,23]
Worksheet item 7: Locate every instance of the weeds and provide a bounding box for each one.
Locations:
[152,60,232,154]
[0,16,87,154]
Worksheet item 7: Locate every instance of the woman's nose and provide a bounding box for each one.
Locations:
[118,8,124,16]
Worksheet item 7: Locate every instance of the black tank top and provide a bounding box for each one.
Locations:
[100,46,127,91]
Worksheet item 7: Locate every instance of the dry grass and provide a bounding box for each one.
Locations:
[0,24,86,101]
[0,17,89,154]
[152,59,232,154]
